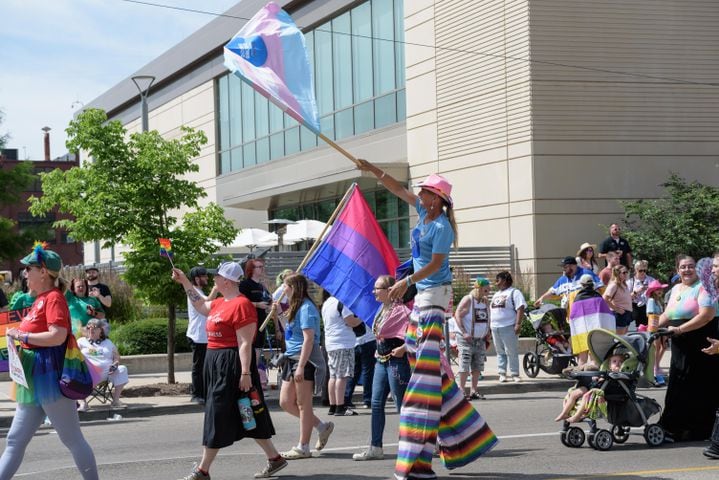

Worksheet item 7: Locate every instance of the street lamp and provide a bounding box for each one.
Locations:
[131,75,155,132]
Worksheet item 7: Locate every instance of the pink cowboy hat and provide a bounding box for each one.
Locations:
[414,173,453,207]
[644,279,668,299]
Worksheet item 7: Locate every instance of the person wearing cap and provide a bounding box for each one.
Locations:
[85,266,112,309]
[490,271,527,383]
[186,266,218,405]
[575,242,599,273]
[356,160,497,479]
[0,243,98,479]
[567,274,615,366]
[535,256,602,310]
[644,279,669,385]
[172,262,287,480]
[454,276,492,395]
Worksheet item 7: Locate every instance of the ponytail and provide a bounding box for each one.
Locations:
[445,202,459,250]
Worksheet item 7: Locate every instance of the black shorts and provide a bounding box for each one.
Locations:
[281,357,317,383]
[615,311,633,328]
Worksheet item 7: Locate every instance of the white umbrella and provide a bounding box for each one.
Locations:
[284,219,328,242]
[230,228,273,251]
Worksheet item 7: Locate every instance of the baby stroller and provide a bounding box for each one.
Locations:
[522,304,576,377]
[560,328,669,451]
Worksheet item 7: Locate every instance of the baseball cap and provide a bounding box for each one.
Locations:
[414,173,453,207]
[560,256,578,266]
[216,261,243,282]
[474,276,490,287]
[20,244,62,273]
[579,274,595,286]
[85,265,99,272]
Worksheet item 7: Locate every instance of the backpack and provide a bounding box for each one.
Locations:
[337,300,367,337]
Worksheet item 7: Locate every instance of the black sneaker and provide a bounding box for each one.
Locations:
[327,405,336,416]
[703,445,719,459]
[335,406,358,416]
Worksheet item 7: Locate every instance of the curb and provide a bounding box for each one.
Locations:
[0,378,572,429]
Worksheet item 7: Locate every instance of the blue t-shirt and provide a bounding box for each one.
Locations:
[285,298,321,357]
[411,198,454,290]
[550,267,603,296]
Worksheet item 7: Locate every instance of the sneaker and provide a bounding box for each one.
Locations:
[190,397,205,405]
[254,457,288,478]
[179,463,210,480]
[327,405,336,416]
[77,401,89,412]
[336,406,358,416]
[315,421,334,451]
[703,444,719,459]
[362,403,371,409]
[654,374,666,387]
[512,376,521,383]
[352,446,384,461]
[111,400,127,408]
[498,375,507,383]
[280,446,311,460]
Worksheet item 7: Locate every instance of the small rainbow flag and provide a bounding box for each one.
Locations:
[158,238,174,259]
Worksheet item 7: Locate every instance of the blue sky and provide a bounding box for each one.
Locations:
[0,0,240,160]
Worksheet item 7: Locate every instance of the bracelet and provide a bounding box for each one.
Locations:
[24,333,29,344]
[241,372,251,376]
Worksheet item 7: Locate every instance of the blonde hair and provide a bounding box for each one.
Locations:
[610,265,628,289]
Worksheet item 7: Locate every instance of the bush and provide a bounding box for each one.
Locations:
[62,265,142,324]
[111,317,190,356]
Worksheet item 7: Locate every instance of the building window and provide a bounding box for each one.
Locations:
[268,187,410,250]
[217,0,406,175]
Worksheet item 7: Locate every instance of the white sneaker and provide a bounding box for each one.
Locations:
[352,446,384,461]
[498,375,507,383]
[512,376,521,383]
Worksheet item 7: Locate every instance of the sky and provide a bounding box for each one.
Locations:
[0,0,241,160]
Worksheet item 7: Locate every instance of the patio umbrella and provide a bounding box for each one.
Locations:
[284,219,328,242]
[230,228,273,251]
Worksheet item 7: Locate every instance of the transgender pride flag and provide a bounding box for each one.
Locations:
[303,185,400,324]
[224,2,320,133]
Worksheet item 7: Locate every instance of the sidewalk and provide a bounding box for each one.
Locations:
[0,352,670,428]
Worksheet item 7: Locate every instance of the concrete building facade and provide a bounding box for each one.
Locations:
[86,0,719,293]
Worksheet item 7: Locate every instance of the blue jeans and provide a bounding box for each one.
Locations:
[345,340,376,406]
[371,355,410,447]
[491,325,520,376]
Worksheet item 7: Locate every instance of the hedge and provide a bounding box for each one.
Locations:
[111,317,190,356]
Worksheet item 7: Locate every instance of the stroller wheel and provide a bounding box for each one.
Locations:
[593,429,614,451]
[565,426,585,448]
[612,425,631,444]
[644,424,665,447]
[523,352,540,378]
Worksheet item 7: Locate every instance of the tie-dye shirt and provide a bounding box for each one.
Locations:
[664,281,717,321]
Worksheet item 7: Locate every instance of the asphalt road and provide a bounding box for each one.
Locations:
[3,389,718,480]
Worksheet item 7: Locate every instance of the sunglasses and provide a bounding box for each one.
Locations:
[636,269,647,273]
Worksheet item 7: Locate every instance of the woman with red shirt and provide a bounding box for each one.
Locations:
[0,244,98,480]
[172,261,287,480]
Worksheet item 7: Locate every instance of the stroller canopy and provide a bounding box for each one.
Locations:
[586,329,656,381]
[528,304,566,330]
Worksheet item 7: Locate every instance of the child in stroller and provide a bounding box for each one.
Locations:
[541,321,570,355]
[554,352,624,422]
[522,304,575,377]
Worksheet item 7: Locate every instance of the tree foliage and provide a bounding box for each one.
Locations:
[622,173,719,280]
[29,108,238,381]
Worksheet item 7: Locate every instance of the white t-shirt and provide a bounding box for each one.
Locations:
[459,296,490,338]
[186,286,208,344]
[490,287,527,328]
[321,297,357,352]
[78,337,116,375]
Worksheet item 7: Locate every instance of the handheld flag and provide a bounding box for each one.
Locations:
[303,184,399,324]
[224,2,320,133]
[158,238,175,268]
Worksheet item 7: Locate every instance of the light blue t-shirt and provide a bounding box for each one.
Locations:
[411,198,454,290]
[285,298,321,357]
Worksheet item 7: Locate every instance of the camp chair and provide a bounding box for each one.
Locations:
[87,379,114,405]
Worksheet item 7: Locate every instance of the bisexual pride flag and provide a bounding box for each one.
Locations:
[303,184,400,325]
[224,2,320,133]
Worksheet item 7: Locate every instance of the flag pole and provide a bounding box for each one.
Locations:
[317,133,361,167]
[260,183,357,332]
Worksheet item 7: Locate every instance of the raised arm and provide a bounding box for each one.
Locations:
[356,159,416,206]
[172,268,212,316]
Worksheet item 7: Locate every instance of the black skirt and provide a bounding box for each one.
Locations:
[202,347,275,448]
[659,317,719,441]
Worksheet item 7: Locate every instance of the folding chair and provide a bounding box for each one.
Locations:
[87,379,115,405]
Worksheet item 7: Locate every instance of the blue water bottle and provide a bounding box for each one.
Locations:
[238,393,256,431]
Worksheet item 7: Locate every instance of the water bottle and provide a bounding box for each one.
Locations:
[238,394,256,431]
[248,388,266,416]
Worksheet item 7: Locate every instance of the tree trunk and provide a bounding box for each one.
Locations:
[167,303,176,384]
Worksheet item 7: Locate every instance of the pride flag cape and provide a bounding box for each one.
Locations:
[224,2,320,133]
[303,184,399,324]
[158,238,173,259]
[568,293,616,355]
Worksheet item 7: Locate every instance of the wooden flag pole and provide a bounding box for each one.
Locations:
[260,183,357,332]
[318,132,361,167]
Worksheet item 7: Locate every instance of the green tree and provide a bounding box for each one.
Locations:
[30,108,237,382]
[621,173,719,280]
[0,109,36,261]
